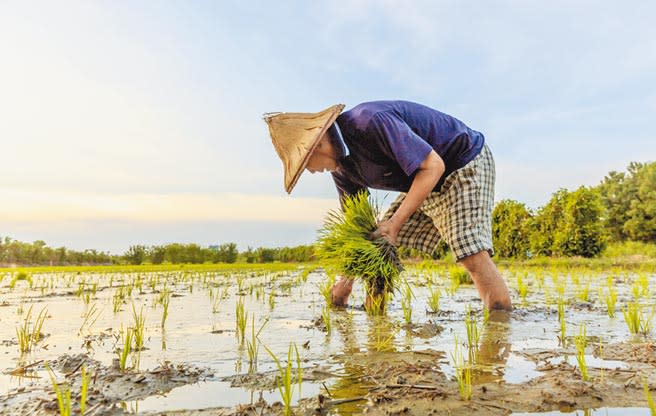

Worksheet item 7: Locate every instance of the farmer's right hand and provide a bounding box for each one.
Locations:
[330,277,354,307]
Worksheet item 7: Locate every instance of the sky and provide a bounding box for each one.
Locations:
[1,1,655,254]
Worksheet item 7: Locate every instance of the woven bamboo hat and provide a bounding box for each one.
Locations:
[263,104,345,194]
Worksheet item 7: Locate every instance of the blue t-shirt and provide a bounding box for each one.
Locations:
[331,100,485,201]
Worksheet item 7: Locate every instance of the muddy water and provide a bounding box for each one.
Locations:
[0,265,655,415]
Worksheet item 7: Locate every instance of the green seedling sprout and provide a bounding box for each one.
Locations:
[603,286,617,318]
[318,274,336,305]
[16,305,48,353]
[483,306,490,325]
[235,297,247,344]
[451,335,472,401]
[245,315,268,373]
[130,303,146,351]
[268,289,276,310]
[557,297,566,346]
[401,282,413,325]
[465,305,479,363]
[117,327,133,371]
[576,281,590,302]
[80,365,90,415]
[46,363,72,416]
[426,282,441,314]
[79,303,101,334]
[623,302,653,336]
[516,273,528,304]
[574,324,589,381]
[264,342,299,416]
[321,304,332,334]
[159,288,170,328]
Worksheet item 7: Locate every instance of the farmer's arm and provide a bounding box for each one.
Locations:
[375,151,444,245]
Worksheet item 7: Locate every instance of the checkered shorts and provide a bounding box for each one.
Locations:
[383,144,496,261]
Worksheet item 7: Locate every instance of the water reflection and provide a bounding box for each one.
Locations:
[474,310,512,383]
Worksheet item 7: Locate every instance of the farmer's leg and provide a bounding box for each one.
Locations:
[428,144,512,309]
[460,250,512,310]
[331,277,354,307]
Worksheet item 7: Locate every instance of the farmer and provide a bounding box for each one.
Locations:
[264,100,512,310]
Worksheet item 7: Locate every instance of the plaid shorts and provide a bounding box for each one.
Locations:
[383,144,495,261]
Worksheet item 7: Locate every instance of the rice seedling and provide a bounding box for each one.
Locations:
[644,378,656,415]
[129,303,146,351]
[79,303,101,334]
[516,273,528,304]
[318,274,336,305]
[117,327,133,371]
[451,336,472,401]
[245,315,267,373]
[464,305,479,363]
[426,283,441,314]
[46,364,72,416]
[9,271,32,290]
[400,283,413,325]
[449,265,472,284]
[370,324,397,352]
[268,289,276,310]
[235,298,247,344]
[16,305,48,353]
[557,297,567,345]
[575,281,590,302]
[574,324,589,381]
[159,289,170,328]
[316,191,403,315]
[112,287,125,314]
[483,306,490,325]
[602,285,617,318]
[80,365,90,415]
[294,342,303,398]
[264,342,299,416]
[623,302,653,336]
[321,304,332,334]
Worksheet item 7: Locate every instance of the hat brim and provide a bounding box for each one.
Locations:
[285,107,344,193]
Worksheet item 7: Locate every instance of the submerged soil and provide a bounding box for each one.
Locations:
[1,264,655,415]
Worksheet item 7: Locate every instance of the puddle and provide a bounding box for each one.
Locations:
[131,380,321,413]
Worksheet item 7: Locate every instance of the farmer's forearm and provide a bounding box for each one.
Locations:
[389,151,445,227]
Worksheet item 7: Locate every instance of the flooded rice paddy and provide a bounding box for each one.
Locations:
[1,261,655,415]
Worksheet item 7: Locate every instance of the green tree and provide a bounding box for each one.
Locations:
[551,187,607,257]
[529,189,568,257]
[623,162,656,242]
[125,245,147,265]
[492,199,532,259]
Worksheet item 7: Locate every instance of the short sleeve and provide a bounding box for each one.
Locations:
[368,111,433,176]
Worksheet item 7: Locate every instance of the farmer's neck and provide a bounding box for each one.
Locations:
[306,133,339,174]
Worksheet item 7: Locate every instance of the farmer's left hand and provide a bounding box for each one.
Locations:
[372,219,400,246]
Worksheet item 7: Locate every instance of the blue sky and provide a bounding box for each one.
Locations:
[1,1,655,253]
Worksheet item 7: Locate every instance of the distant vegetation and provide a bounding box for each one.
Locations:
[1,161,654,266]
[491,160,655,259]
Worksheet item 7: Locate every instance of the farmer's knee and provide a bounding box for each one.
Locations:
[459,250,490,274]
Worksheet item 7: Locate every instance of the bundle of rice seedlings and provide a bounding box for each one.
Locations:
[316,191,403,312]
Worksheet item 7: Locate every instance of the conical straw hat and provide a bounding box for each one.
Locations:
[263,104,345,194]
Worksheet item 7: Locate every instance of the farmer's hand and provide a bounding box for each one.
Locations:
[330,277,354,307]
[372,219,400,246]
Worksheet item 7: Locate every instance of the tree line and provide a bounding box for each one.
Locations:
[0,238,316,266]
